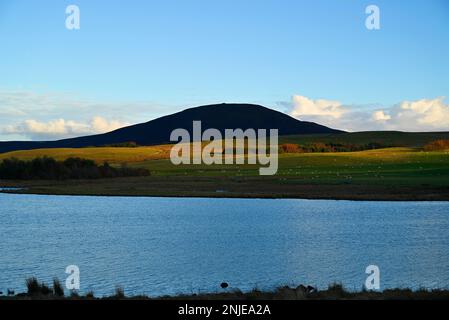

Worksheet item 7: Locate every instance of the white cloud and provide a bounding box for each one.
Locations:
[91,116,126,133]
[290,95,346,119]
[288,94,449,132]
[0,89,179,140]
[0,89,173,123]
[3,117,128,140]
[392,97,449,129]
[372,110,391,121]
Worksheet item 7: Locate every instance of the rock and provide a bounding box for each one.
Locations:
[306,285,316,293]
[295,285,308,299]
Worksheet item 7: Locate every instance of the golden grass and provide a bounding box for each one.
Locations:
[1,146,447,167]
[2,146,449,181]
[0,145,173,164]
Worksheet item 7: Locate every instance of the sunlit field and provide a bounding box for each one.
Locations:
[2,144,449,189]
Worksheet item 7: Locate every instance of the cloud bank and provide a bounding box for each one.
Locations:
[3,117,128,140]
[0,89,175,140]
[2,89,448,140]
[287,95,449,132]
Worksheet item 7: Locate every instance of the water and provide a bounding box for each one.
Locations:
[0,187,25,191]
[0,193,448,297]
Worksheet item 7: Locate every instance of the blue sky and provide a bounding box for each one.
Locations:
[1,0,449,140]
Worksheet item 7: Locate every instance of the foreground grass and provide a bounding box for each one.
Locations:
[2,279,449,300]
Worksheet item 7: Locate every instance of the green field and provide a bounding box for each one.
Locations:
[1,131,449,200]
[132,148,449,187]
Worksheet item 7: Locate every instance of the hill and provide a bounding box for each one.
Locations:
[0,103,342,153]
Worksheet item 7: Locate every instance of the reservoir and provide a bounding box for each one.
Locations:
[0,192,448,296]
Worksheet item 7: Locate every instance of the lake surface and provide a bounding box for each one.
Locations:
[1,192,448,297]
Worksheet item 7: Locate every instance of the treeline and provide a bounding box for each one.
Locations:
[0,157,150,180]
[100,141,140,148]
[81,141,140,148]
[423,140,449,151]
[279,142,388,154]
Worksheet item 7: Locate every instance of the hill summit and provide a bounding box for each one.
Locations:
[0,103,343,153]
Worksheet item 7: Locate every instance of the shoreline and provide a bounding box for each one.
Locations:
[2,174,449,201]
[2,283,449,300]
[2,186,449,202]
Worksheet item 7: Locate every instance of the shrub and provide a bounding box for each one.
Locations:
[25,277,40,296]
[53,278,64,297]
[114,286,125,299]
[279,143,302,153]
[424,140,449,151]
[279,142,389,153]
[0,157,150,180]
[25,277,52,296]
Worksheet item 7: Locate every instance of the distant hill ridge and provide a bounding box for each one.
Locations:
[0,103,343,153]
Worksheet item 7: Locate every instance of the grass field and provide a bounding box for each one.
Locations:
[1,132,449,200]
[2,131,449,163]
[3,144,448,186]
[1,148,449,200]
[0,145,173,163]
[279,131,449,147]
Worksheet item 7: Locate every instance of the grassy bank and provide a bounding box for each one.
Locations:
[2,174,449,200]
[2,278,449,300]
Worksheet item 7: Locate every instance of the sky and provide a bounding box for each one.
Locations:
[0,0,449,140]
